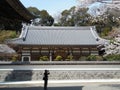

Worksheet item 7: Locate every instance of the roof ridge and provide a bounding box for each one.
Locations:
[29,26,94,28]
[20,26,29,41]
[28,26,95,30]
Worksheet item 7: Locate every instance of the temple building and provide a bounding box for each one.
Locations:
[7,26,106,61]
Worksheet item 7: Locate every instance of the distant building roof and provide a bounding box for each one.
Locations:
[0,44,16,54]
[8,26,103,46]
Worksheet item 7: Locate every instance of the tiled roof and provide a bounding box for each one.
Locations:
[0,44,15,54]
[9,26,100,46]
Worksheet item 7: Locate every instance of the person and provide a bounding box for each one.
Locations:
[43,70,50,90]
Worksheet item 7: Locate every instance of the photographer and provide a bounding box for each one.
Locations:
[43,70,50,90]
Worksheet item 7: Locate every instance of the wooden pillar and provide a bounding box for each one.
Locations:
[39,48,42,57]
[49,50,52,62]
[19,46,22,61]
[89,48,91,55]
[30,47,32,61]
[69,50,73,56]
[80,48,82,56]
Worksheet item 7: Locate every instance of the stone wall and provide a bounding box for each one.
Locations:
[0,70,120,82]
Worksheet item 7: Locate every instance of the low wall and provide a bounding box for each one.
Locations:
[0,61,120,65]
[0,69,120,82]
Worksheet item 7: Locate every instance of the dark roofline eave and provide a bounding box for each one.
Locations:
[5,0,35,22]
[13,44,99,47]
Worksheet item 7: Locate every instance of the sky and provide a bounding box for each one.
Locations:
[20,0,78,17]
[20,0,112,18]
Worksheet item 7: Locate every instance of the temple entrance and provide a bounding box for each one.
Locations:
[22,56,30,62]
[21,51,31,62]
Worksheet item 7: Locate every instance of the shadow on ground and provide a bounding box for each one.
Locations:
[100,84,120,89]
[0,86,83,90]
[5,70,33,81]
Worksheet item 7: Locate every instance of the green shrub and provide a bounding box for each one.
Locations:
[0,56,3,61]
[104,54,120,61]
[87,55,96,61]
[101,27,111,37]
[9,31,17,38]
[79,56,87,61]
[54,55,62,61]
[39,56,49,61]
[87,55,103,61]
[12,55,17,62]
[95,56,103,61]
[66,55,73,61]
[0,30,17,43]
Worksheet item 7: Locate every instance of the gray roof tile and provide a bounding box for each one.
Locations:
[9,26,100,46]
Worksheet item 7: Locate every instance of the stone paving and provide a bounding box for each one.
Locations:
[0,70,120,81]
[0,64,120,90]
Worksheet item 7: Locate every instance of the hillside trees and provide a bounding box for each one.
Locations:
[39,10,54,26]
[27,7,54,26]
[92,8,120,36]
[0,20,22,34]
[57,7,92,26]
[27,7,41,16]
[0,30,17,43]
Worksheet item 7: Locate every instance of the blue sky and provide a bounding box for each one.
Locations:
[20,0,78,16]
